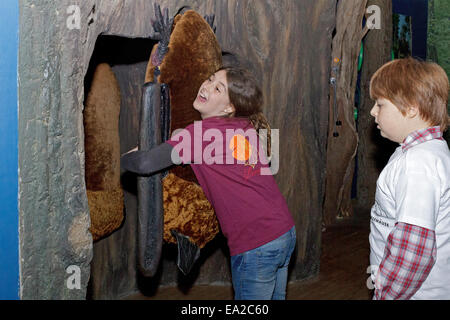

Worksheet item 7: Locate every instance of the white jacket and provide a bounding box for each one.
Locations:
[369,138,450,299]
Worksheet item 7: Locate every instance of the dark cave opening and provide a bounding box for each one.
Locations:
[83,34,158,299]
[83,35,156,105]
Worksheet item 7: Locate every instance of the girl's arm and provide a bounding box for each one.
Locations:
[121,142,180,175]
[374,222,437,300]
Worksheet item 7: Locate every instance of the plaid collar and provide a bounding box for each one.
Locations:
[401,126,443,152]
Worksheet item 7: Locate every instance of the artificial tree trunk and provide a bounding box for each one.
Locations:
[356,0,394,212]
[323,0,369,226]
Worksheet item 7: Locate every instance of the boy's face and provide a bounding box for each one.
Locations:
[370,98,413,143]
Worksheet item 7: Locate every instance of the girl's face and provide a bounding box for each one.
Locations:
[193,70,234,119]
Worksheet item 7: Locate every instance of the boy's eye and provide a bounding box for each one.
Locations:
[216,87,220,92]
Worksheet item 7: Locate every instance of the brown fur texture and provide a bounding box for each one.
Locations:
[145,10,223,248]
[145,10,222,140]
[84,63,124,241]
[163,173,219,248]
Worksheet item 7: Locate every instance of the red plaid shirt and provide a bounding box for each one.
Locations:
[401,126,444,152]
[375,222,437,299]
[375,127,442,300]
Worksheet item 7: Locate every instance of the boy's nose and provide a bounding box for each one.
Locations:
[370,104,377,117]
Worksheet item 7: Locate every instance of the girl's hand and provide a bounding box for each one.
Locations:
[122,146,138,156]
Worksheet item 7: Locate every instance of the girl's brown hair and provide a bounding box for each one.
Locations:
[370,57,449,131]
[220,67,272,156]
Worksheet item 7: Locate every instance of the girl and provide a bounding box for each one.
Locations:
[121,67,296,300]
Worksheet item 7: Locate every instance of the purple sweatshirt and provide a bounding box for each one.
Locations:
[166,116,295,256]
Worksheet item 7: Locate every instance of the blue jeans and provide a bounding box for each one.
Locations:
[230,226,296,300]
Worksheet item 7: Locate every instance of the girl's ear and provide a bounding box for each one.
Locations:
[224,103,236,115]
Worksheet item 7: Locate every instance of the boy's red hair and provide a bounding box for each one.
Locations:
[370,57,449,131]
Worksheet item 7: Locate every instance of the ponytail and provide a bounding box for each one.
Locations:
[249,112,272,158]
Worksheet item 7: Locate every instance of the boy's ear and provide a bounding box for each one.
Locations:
[406,105,420,118]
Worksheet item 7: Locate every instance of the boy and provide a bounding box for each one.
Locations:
[368,57,450,299]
